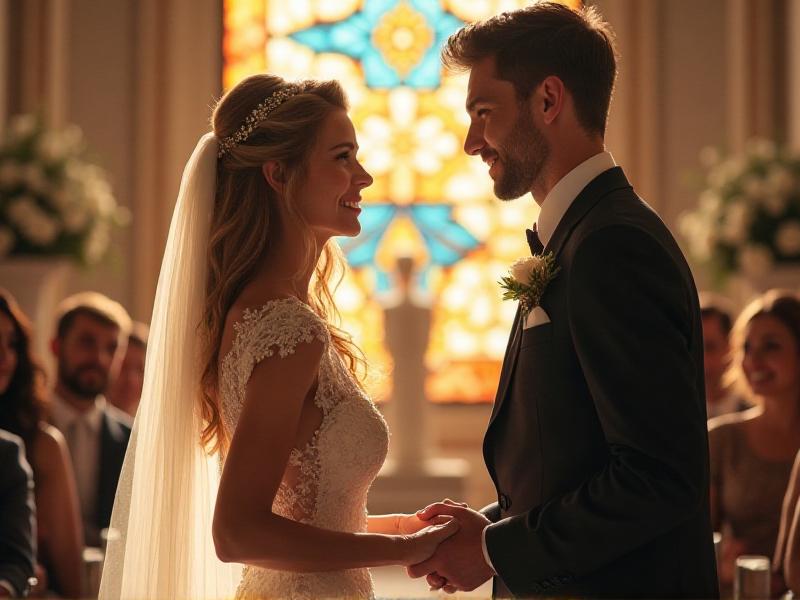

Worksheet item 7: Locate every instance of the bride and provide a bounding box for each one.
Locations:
[99,74,457,599]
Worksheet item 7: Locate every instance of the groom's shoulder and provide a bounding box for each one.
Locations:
[577,169,684,243]
[571,193,673,252]
[563,196,692,288]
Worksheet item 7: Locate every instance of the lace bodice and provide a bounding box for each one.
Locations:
[219,297,389,599]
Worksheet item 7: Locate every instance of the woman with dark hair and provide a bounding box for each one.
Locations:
[0,290,83,597]
[709,289,800,595]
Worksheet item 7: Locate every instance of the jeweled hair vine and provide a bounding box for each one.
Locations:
[216,83,302,157]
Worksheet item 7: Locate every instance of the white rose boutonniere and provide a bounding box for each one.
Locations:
[499,253,560,316]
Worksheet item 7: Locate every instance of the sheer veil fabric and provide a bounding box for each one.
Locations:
[99,134,242,599]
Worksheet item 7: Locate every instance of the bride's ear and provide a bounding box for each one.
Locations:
[262,160,286,194]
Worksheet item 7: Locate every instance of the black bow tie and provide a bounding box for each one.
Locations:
[526,228,544,255]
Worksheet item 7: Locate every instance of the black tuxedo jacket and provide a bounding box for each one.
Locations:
[0,429,36,597]
[482,168,719,598]
[95,406,131,540]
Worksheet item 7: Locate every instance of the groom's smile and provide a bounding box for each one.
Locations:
[463,56,549,200]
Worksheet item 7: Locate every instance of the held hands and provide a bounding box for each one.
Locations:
[399,515,460,566]
[406,499,495,593]
[397,513,447,535]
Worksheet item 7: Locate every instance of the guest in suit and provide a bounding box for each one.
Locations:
[709,290,800,595]
[107,321,148,417]
[700,292,750,419]
[0,429,36,598]
[48,291,132,548]
[411,3,719,597]
[0,290,83,598]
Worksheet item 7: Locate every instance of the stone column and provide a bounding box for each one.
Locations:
[368,257,469,514]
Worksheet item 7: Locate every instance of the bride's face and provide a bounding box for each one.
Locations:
[294,109,373,242]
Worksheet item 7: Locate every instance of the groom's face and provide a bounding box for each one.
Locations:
[464,56,550,200]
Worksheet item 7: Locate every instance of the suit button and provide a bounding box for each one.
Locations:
[499,493,511,510]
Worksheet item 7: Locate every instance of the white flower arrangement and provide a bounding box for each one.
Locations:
[0,115,128,264]
[679,139,800,281]
[498,253,560,316]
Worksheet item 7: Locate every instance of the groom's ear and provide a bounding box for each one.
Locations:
[262,160,287,194]
[538,75,565,125]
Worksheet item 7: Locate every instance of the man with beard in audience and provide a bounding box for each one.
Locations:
[49,292,132,547]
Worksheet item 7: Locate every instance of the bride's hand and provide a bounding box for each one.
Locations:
[397,513,451,535]
[399,517,459,566]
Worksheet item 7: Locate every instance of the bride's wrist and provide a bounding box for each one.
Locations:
[380,532,413,565]
[392,533,417,566]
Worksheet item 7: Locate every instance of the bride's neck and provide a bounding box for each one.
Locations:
[253,231,323,302]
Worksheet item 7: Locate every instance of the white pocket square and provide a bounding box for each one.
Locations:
[524,306,551,329]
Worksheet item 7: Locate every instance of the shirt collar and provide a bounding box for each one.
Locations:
[51,394,105,434]
[535,151,616,246]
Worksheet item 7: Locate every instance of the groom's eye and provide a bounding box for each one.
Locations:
[477,108,490,117]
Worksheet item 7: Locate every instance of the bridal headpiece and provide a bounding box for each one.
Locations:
[217,83,302,157]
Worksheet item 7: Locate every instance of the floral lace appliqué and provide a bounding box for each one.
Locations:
[219,297,389,600]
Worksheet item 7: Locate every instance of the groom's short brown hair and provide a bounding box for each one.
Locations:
[442,2,617,136]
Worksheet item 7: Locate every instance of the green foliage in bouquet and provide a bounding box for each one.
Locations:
[679,139,800,284]
[0,115,129,264]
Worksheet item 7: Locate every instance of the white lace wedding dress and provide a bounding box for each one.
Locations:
[219,297,390,599]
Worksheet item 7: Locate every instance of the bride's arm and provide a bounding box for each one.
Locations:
[367,514,442,535]
[367,513,449,535]
[213,339,456,572]
[367,515,403,534]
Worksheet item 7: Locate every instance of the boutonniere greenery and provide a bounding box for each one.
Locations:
[499,253,560,316]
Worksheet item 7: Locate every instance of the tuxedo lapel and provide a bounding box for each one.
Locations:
[488,168,631,431]
[544,167,631,259]
[489,306,523,427]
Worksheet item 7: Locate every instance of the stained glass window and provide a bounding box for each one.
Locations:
[223,0,581,403]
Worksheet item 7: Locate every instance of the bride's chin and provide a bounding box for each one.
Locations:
[339,224,361,237]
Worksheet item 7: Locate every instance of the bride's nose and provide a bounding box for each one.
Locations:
[354,161,373,190]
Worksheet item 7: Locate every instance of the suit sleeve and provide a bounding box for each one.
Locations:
[0,436,37,597]
[485,225,708,594]
[480,502,501,523]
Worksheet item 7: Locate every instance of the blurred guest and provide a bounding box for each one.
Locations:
[774,449,800,594]
[700,292,749,418]
[0,429,36,598]
[107,321,148,417]
[0,290,82,597]
[49,292,132,548]
[709,289,800,594]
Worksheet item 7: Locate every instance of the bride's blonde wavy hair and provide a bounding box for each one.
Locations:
[200,74,367,455]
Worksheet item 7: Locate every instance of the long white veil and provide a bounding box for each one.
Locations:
[99,133,242,598]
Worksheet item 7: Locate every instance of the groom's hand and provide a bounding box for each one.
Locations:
[406,501,494,592]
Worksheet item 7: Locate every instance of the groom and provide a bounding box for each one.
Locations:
[410,3,719,598]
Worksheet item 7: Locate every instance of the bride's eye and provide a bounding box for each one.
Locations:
[336,151,351,161]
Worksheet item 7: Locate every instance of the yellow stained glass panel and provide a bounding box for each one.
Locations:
[223,0,580,402]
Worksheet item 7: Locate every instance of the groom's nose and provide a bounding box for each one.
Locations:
[464,121,485,156]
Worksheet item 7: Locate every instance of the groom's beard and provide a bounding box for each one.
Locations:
[493,107,550,201]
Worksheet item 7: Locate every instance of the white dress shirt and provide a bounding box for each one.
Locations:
[480,151,617,572]
[536,151,617,246]
[50,395,105,531]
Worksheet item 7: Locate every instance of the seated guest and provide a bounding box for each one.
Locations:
[700,292,749,418]
[0,429,36,598]
[709,289,800,594]
[48,292,132,548]
[0,291,82,598]
[108,321,148,417]
[774,449,800,594]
